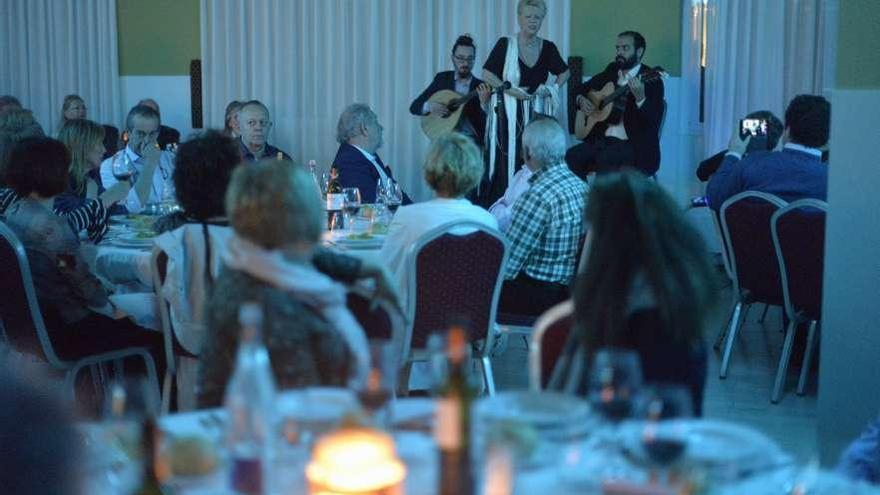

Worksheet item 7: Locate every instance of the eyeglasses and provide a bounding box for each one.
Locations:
[130,129,159,139]
[453,55,475,63]
[244,119,273,129]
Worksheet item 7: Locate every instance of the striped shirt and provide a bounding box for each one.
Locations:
[0,187,109,243]
[504,162,587,284]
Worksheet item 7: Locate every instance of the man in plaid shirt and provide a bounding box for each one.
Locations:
[499,118,587,316]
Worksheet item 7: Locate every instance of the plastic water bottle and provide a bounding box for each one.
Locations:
[224,302,277,495]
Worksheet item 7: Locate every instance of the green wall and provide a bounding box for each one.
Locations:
[117,0,200,76]
[836,0,880,88]
[570,0,682,77]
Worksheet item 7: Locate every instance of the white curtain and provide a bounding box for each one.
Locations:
[201,0,570,201]
[702,0,836,156]
[0,0,121,135]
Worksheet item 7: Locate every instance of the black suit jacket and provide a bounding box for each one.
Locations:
[577,63,665,175]
[333,143,413,205]
[157,124,181,150]
[410,71,487,145]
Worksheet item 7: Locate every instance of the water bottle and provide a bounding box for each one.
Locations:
[224,302,277,495]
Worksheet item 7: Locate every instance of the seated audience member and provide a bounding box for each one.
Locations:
[380,132,497,313]
[237,100,292,163]
[0,95,22,114]
[138,98,181,150]
[197,161,371,407]
[1,109,46,213]
[56,94,119,157]
[839,415,880,484]
[707,94,830,210]
[224,100,244,138]
[549,170,718,414]
[3,138,164,373]
[499,118,587,316]
[56,119,130,242]
[696,110,783,182]
[333,103,413,204]
[0,364,80,495]
[100,104,176,213]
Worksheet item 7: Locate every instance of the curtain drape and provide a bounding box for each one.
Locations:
[702,0,836,156]
[0,0,121,135]
[201,0,570,201]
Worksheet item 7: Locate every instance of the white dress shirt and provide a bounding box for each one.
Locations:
[605,63,643,141]
[351,144,392,187]
[380,197,498,317]
[488,166,533,232]
[100,146,175,213]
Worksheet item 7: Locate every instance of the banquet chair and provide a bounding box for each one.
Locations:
[528,299,574,390]
[770,199,827,403]
[346,290,405,343]
[0,221,158,404]
[717,191,788,379]
[400,221,508,396]
[153,250,196,413]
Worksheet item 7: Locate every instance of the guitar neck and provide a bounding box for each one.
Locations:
[598,72,661,108]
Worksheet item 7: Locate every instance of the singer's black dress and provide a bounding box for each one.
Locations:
[481,37,567,206]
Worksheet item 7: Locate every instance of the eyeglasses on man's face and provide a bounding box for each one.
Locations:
[244,119,273,129]
[453,55,475,64]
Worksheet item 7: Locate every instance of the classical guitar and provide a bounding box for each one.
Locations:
[420,87,481,140]
[574,66,667,140]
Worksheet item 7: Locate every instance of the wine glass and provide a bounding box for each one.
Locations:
[385,182,403,214]
[354,342,398,429]
[636,384,693,484]
[587,348,643,423]
[375,179,388,205]
[321,172,330,197]
[342,187,361,235]
[112,152,135,183]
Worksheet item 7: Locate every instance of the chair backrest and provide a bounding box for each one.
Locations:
[347,290,405,344]
[405,221,508,359]
[720,191,787,304]
[152,249,178,376]
[711,208,735,282]
[771,199,827,320]
[0,221,65,366]
[528,300,574,390]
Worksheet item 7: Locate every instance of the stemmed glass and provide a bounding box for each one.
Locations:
[587,348,643,423]
[353,342,398,429]
[112,152,135,184]
[342,187,361,235]
[384,182,403,215]
[636,384,693,485]
[375,179,388,205]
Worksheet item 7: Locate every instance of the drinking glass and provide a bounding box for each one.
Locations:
[587,348,643,423]
[112,152,135,183]
[342,187,361,235]
[353,342,398,429]
[375,179,388,205]
[321,172,330,196]
[385,182,403,214]
[635,384,693,486]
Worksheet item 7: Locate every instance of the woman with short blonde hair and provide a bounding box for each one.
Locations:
[517,0,547,17]
[423,131,483,198]
[198,159,370,407]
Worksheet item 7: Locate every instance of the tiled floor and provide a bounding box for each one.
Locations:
[490,286,820,464]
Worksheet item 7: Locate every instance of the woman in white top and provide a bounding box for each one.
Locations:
[380,132,498,314]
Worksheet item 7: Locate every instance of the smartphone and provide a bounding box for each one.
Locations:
[740,118,769,152]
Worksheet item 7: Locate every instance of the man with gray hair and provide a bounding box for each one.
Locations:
[499,118,587,316]
[332,103,411,204]
[137,98,180,150]
[100,104,176,213]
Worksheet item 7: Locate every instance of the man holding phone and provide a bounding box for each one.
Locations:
[706,95,830,210]
[100,104,176,213]
[696,110,783,182]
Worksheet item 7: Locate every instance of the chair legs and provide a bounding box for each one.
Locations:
[772,319,799,403]
[481,355,496,396]
[719,301,748,378]
[797,321,819,396]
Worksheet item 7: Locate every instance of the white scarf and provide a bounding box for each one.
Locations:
[486,36,559,187]
[223,235,370,386]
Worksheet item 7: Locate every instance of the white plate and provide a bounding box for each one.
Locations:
[719,466,880,495]
[112,232,155,247]
[475,391,593,429]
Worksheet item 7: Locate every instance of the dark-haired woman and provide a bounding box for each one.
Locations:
[3,137,164,376]
[548,170,719,415]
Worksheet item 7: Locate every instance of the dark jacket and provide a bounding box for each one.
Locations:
[409,71,487,145]
[577,63,665,176]
[157,124,181,151]
[332,143,413,204]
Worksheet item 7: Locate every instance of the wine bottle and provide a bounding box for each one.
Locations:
[132,417,173,495]
[325,165,344,230]
[435,326,476,495]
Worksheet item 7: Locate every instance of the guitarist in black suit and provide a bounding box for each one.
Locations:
[409,35,491,145]
[565,31,665,178]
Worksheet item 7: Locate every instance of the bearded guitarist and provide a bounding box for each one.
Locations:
[409,35,492,145]
[565,31,665,178]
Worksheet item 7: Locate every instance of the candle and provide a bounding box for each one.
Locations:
[306,426,406,494]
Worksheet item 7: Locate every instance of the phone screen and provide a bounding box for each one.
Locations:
[740,118,768,137]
